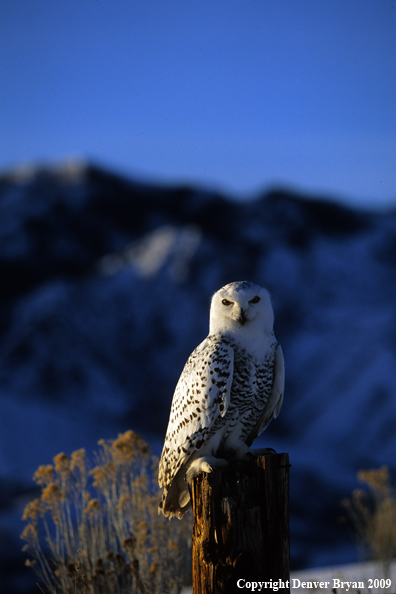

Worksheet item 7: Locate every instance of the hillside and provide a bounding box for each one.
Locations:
[1,161,395,592]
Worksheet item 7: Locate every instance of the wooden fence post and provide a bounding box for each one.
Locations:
[191,453,290,594]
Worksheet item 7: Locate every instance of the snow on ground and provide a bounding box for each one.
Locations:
[181,559,396,594]
[290,559,396,593]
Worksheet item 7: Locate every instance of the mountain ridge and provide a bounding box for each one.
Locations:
[0,160,395,592]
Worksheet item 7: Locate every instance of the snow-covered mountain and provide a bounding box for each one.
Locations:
[1,161,395,592]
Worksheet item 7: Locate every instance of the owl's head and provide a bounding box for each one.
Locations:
[209,281,274,337]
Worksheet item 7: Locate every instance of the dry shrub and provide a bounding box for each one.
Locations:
[342,466,396,571]
[21,430,192,594]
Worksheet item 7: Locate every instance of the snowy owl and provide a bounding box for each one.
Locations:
[158,281,284,519]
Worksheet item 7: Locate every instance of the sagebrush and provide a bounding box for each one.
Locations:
[342,466,396,574]
[21,430,192,594]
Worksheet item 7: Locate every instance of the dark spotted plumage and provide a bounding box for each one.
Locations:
[158,281,284,519]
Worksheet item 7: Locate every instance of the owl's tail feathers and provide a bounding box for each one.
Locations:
[158,469,191,520]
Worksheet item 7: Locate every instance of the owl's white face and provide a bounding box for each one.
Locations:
[209,281,274,337]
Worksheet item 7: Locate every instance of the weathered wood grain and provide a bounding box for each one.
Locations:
[191,453,290,594]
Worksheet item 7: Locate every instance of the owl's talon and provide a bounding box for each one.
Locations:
[199,461,214,474]
[185,455,228,482]
[250,447,277,456]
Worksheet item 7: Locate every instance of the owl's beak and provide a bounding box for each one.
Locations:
[238,309,248,325]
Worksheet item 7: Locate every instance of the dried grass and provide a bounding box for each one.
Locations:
[341,466,396,576]
[21,430,192,594]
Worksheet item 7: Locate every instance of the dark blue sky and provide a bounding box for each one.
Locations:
[1,0,396,208]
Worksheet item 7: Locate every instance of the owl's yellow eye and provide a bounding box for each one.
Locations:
[249,296,260,304]
[222,299,233,306]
